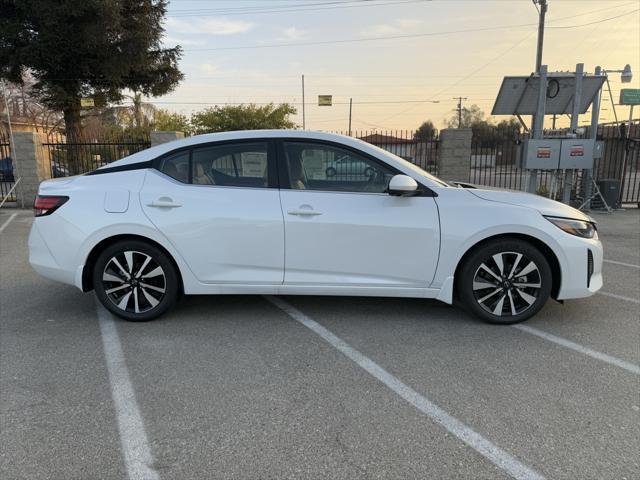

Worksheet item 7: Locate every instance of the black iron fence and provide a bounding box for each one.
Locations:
[0,130,16,202]
[469,122,640,205]
[39,129,440,181]
[332,130,439,175]
[43,132,151,178]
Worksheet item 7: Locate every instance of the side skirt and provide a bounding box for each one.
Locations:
[182,282,445,301]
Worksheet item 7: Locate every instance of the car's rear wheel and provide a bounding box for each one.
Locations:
[93,240,179,321]
[457,239,552,324]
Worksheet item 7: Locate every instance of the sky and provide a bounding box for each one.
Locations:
[155,0,640,132]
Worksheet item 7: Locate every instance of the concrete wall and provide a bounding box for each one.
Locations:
[437,128,473,182]
[12,131,51,208]
[151,131,184,147]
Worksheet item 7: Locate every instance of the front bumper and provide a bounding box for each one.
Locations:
[556,236,603,300]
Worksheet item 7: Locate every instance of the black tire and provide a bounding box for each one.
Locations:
[457,238,552,324]
[326,167,337,177]
[93,240,179,321]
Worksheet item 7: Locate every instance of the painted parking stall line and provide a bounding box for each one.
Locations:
[513,325,640,375]
[266,296,545,480]
[598,291,640,305]
[603,259,640,269]
[97,302,159,480]
[0,213,17,234]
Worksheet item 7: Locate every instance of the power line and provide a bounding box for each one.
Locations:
[183,8,638,51]
[376,27,537,124]
[546,9,640,29]
[186,23,538,51]
[168,0,426,17]
[145,98,464,106]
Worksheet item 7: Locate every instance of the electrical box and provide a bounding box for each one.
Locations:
[522,138,596,169]
[523,139,561,169]
[559,139,595,169]
[593,140,605,159]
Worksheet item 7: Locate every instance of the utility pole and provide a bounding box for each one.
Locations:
[348,98,353,136]
[531,0,547,133]
[301,74,306,129]
[534,0,547,73]
[529,0,548,193]
[453,97,467,128]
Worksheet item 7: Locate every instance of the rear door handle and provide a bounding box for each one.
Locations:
[148,199,182,209]
[287,210,322,216]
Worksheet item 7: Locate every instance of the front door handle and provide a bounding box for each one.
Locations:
[287,210,322,216]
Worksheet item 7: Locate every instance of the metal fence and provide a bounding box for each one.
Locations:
[0,130,16,202]
[38,129,439,180]
[332,130,439,175]
[42,131,151,178]
[469,122,640,205]
[591,122,639,205]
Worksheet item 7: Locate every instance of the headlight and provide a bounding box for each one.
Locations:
[545,216,597,239]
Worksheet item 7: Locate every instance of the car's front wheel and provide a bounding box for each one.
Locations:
[93,240,179,321]
[457,239,552,324]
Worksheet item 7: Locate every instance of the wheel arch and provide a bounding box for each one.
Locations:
[453,233,562,300]
[81,234,184,294]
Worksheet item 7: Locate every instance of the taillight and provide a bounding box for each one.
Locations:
[34,195,69,217]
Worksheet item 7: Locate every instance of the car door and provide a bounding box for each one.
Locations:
[140,140,284,284]
[278,140,440,287]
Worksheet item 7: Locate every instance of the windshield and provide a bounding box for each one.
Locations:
[360,141,450,188]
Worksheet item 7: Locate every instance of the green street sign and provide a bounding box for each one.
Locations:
[318,95,332,106]
[619,88,640,106]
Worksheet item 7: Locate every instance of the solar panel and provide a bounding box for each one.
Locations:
[491,74,605,115]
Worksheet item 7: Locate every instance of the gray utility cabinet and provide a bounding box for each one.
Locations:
[521,138,596,170]
[596,179,621,208]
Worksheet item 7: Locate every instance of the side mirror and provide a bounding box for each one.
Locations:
[388,174,418,196]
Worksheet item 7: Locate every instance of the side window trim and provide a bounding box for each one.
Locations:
[153,139,279,189]
[275,138,435,196]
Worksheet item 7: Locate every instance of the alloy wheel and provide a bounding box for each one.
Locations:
[102,250,166,314]
[472,251,542,317]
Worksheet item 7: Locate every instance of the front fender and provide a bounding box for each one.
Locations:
[432,189,570,294]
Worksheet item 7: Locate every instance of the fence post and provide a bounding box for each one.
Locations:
[438,128,473,182]
[150,131,184,147]
[13,131,51,208]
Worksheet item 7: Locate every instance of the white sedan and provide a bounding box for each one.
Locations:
[28,130,603,324]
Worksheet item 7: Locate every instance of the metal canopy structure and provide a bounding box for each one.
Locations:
[491,73,605,115]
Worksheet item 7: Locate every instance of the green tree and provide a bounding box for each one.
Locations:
[446,105,520,144]
[0,0,183,142]
[152,109,191,134]
[191,103,297,134]
[413,120,437,141]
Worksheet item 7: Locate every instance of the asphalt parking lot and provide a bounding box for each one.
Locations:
[1,208,638,480]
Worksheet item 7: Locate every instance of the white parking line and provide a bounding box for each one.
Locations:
[514,325,640,375]
[266,296,545,480]
[97,303,159,480]
[598,291,640,305]
[0,213,17,234]
[604,259,640,269]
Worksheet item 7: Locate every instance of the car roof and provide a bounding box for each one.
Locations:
[98,130,445,188]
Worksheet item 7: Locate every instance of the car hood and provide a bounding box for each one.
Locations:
[467,188,594,222]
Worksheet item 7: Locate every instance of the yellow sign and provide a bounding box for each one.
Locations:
[80,98,95,107]
[318,95,332,106]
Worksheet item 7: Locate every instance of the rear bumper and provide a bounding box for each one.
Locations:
[28,222,78,287]
[556,236,603,300]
